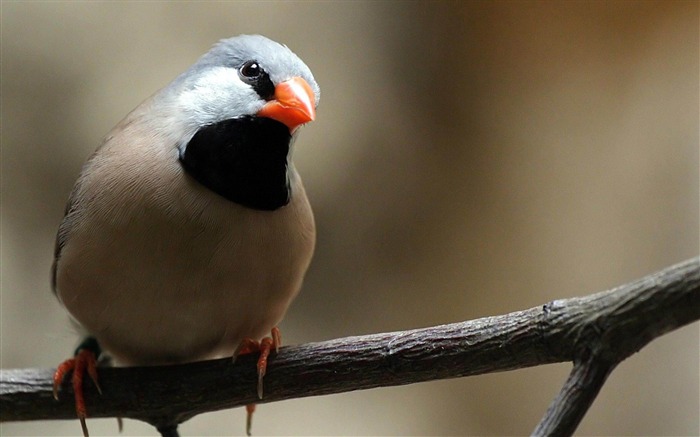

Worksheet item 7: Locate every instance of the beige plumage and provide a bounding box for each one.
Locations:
[53,34,318,365]
[51,35,319,435]
[54,116,315,364]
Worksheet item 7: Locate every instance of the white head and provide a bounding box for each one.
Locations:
[153,35,321,211]
[165,35,320,137]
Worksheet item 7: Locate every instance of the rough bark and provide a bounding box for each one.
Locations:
[1,257,698,436]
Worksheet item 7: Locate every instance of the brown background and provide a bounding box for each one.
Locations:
[1,1,698,436]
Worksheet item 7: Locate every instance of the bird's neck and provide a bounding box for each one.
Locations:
[179,117,292,211]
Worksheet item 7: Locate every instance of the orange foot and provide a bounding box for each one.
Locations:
[53,337,102,437]
[233,327,281,436]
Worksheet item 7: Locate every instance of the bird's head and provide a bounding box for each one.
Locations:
[165,35,320,211]
[171,34,319,135]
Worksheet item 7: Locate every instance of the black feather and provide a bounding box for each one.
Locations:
[180,117,292,211]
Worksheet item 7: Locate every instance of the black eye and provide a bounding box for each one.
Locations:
[238,60,275,100]
[239,61,262,83]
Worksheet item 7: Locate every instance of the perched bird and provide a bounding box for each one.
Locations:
[51,34,319,436]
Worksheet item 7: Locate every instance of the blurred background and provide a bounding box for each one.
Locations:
[1,1,698,436]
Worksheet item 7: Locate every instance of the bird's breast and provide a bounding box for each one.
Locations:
[55,131,315,365]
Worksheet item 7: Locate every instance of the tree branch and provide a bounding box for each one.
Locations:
[532,354,615,436]
[1,257,698,436]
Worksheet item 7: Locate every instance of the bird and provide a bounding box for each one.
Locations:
[50,34,319,437]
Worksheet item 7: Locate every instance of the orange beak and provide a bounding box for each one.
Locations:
[257,77,316,132]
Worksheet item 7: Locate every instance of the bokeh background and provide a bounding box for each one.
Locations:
[1,1,698,436]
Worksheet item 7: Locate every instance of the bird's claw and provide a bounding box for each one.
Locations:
[232,327,281,399]
[245,404,256,436]
[53,340,102,437]
[233,327,281,435]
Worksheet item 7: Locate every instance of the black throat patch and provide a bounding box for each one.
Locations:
[180,117,292,211]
